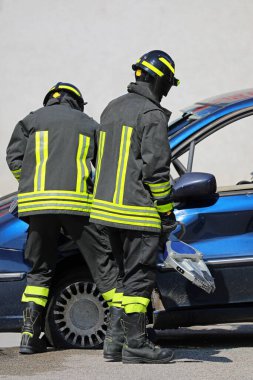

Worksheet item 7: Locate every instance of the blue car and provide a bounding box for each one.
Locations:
[1,89,253,349]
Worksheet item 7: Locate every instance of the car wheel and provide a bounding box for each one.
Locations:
[45,272,108,349]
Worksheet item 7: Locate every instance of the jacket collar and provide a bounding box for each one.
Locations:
[127,82,171,118]
[45,93,82,111]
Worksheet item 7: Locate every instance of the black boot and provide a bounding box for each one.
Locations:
[19,302,47,354]
[122,312,174,364]
[104,307,124,361]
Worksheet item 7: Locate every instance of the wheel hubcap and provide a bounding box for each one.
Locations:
[53,281,108,348]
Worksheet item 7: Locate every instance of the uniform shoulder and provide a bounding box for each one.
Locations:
[81,111,100,129]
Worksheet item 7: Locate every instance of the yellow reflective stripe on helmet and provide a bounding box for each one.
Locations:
[142,61,164,77]
[102,288,116,302]
[58,85,81,97]
[24,286,49,297]
[113,126,133,204]
[124,304,147,313]
[159,57,175,74]
[21,294,47,307]
[76,134,90,193]
[122,296,150,307]
[34,131,48,192]
[136,59,141,63]
[156,203,174,213]
[93,131,106,197]
[53,92,61,98]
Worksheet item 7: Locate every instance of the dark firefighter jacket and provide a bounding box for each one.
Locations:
[6,94,99,218]
[90,82,173,232]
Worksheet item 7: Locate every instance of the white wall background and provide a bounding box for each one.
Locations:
[1,0,253,195]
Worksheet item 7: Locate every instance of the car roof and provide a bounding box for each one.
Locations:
[181,88,253,119]
[169,88,253,151]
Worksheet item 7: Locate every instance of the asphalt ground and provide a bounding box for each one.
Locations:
[1,323,253,380]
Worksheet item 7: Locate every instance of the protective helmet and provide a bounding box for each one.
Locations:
[132,50,180,99]
[43,82,86,111]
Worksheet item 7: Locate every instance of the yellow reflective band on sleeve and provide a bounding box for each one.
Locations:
[151,190,172,200]
[58,85,81,97]
[12,168,22,174]
[156,202,174,213]
[146,181,171,189]
[124,304,147,313]
[24,285,49,297]
[21,294,47,307]
[145,182,172,199]
[102,288,116,302]
[113,126,133,204]
[122,296,150,307]
[76,134,90,193]
[22,332,33,338]
[11,168,22,181]
[136,59,141,63]
[142,61,164,77]
[93,131,106,197]
[159,57,175,74]
[34,131,48,192]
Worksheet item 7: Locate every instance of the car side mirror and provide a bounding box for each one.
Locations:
[172,172,217,202]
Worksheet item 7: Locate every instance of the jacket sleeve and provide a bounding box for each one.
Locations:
[140,109,173,213]
[6,120,29,181]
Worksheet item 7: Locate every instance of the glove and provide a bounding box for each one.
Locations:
[160,211,178,241]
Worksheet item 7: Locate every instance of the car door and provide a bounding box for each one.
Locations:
[172,111,253,260]
[159,110,253,309]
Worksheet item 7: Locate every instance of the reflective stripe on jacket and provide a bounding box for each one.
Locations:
[90,82,173,232]
[6,95,98,218]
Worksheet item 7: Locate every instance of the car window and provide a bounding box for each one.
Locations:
[171,115,253,187]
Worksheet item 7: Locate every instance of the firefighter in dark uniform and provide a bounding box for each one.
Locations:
[90,51,180,364]
[6,82,119,354]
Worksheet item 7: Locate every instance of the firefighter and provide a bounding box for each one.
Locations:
[6,82,119,354]
[90,50,179,364]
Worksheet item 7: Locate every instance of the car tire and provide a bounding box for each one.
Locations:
[45,270,108,349]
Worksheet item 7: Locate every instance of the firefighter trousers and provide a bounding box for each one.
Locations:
[107,228,160,313]
[22,214,119,307]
